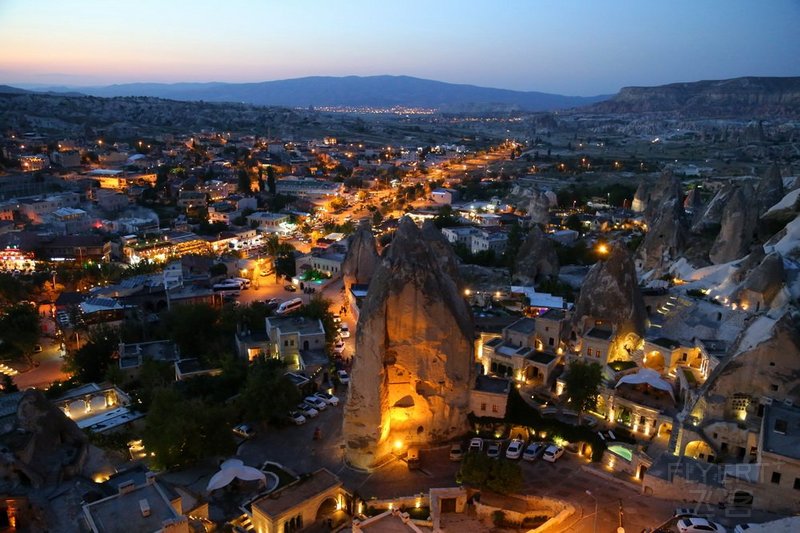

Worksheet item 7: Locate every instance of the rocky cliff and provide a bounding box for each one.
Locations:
[573,246,646,350]
[342,219,380,289]
[527,188,553,226]
[709,184,759,264]
[343,217,474,469]
[512,225,559,286]
[585,76,800,118]
[637,174,688,274]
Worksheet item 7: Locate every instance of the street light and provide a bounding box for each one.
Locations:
[585,490,598,533]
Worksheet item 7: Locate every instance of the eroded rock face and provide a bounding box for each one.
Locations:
[421,220,461,285]
[637,174,687,273]
[343,217,474,469]
[342,219,380,288]
[513,225,559,285]
[528,188,552,226]
[709,184,759,264]
[574,246,646,344]
[692,183,736,233]
[756,163,784,216]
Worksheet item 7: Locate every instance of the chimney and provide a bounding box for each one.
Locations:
[118,480,135,495]
[145,471,156,485]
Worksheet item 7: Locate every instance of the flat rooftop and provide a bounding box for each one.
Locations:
[527,351,557,365]
[84,483,180,533]
[505,317,536,335]
[539,308,566,321]
[251,468,340,519]
[267,316,325,336]
[585,327,613,340]
[475,375,510,394]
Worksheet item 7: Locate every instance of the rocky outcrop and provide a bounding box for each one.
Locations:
[637,174,687,273]
[585,76,800,118]
[631,181,649,213]
[421,220,461,285]
[692,183,736,233]
[573,246,646,346]
[512,225,559,285]
[736,252,785,310]
[709,184,759,264]
[527,188,552,226]
[342,219,380,289]
[756,163,785,216]
[343,217,474,469]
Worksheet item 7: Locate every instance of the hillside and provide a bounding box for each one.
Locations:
[63,75,608,112]
[585,76,800,118]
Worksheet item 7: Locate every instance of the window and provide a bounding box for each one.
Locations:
[769,384,778,392]
[549,337,554,346]
[596,352,602,359]
[639,416,646,425]
[480,402,486,412]
[587,348,593,356]
[771,471,781,485]
[283,340,288,347]
[681,352,688,361]
[492,404,498,413]
[794,478,800,490]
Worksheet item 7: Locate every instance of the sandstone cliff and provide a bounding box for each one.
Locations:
[343,217,474,469]
[585,76,800,118]
[573,246,646,350]
[512,225,559,286]
[421,220,462,285]
[709,184,759,264]
[527,188,552,226]
[637,174,687,273]
[342,219,380,289]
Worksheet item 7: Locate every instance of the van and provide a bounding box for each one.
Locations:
[276,298,303,315]
[231,277,251,289]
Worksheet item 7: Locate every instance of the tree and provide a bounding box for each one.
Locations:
[457,453,522,495]
[564,359,604,424]
[238,168,252,193]
[266,165,276,195]
[502,222,524,273]
[239,358,300,422]
[0,303,39,357]
[432,205,460,228]
[65,325,119,383]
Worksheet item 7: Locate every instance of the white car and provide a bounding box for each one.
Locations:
[338,324,350,338]
[297,403,319,418]
[287,411,306,425]
[505,439,524,459]
[304,396,327,410]
[314,391,340,406]
[333,338,345,355]
[677,518,726,533]
[232,424,255,439]
[468,437,483,453]
[542,445,564,463]
[337,370,350,384]
[523,441,546,461]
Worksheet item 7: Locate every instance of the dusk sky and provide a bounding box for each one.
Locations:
[1,0,798,95]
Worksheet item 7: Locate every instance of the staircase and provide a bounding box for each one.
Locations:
[230,514,255,532]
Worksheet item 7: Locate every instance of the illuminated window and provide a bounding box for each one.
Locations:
[480,403,486,411]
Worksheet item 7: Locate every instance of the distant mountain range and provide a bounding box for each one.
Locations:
[11,75,609,112]
[585,76,800,118]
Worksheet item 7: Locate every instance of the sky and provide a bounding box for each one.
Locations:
[0,0,798,95]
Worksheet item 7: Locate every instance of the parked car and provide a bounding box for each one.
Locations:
[468,437,484,453]
[677,518,726,533]
[449,443,465,461]
[338,324,351,338]
[232,424,255,439]
[542,445,564,463]
[505,439,524,459]
[486,442,501,459]
[333,338,345,354]
[337,370,350,384]
[304,396,327,411]
[297,403,319,418]
[286,411,306,425]
[284,284,297,292]
[523,441,546,461]
[314,392,339,406]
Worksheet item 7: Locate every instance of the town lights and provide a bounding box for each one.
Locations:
[596,243,609,255]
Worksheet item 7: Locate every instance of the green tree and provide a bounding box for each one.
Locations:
[160,304,221,359]
[432,205,460,229]
[238,168,252,193]
[564,359,604,424]
[0,303,39,357]
[502,222,524,273]
[486,459,523,494]
[266,165,277,195]
[65,325,119,383]
[239,358,300,422]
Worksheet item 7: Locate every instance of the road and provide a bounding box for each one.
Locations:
[12,334,70,390]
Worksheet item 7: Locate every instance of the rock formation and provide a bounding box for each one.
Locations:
[342,219,380,289]
[691,183,736,233]
[573,245,646,352]
[709,184,759,264]
[512,225,559,285]
[637,174,687,273]
[343,217,474,469]
[527,187,552,226]
[756,163,784,216]
[421,220,461,285]
[736,252,785,311]
[631,180,649,213]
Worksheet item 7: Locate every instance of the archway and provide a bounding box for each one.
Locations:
[303,340,309,350]
[315,497,338,521]
[657,422,672,438]
[643,351,665,371]
[684,440,714,461]
[733,491,753,507]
